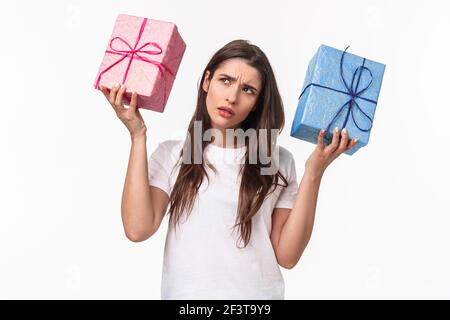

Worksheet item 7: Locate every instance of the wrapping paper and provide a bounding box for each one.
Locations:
[290,45,385,155]
[93,14,186,112]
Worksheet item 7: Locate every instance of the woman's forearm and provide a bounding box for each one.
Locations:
[121,133,155,241]
[277,170,322,268]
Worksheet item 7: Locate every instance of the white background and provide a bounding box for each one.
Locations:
[1,0,449,299]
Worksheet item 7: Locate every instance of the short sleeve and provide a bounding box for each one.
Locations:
[148,142,172,197]
[274,154,298,209]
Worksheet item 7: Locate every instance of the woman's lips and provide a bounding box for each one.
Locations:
[218,107,234,118]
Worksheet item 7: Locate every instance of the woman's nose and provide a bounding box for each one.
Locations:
[226,86,239,104]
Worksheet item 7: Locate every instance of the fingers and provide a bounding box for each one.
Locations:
[101,84,137,115]
[109,83,120,105]
[129,91,138,111]
[103,83,125,113]
[324,127,359,155]
[115,84,127,110]
[100,85,119,112]
[346,137,359,151]
[317,129,325,150]
[100,86,110,99]
[335,128,349,154]
[325,127,340,154]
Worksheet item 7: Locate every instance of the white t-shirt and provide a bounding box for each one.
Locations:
[148,139,298,300]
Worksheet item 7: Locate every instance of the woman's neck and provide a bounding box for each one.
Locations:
[210,127,244,149]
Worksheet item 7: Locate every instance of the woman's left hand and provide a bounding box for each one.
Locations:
[305,127,358,178]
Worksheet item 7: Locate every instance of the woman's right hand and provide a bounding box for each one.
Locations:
[101,84,147,138]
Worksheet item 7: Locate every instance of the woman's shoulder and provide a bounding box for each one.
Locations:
[274,144,296,179]
[151,139,184,163]
[157,139,184,151]
[151,139,183,168]
[276,144,295,164]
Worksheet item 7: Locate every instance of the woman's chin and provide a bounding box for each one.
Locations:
[212,117,235,128]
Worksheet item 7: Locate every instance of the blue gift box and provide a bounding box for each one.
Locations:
[290,45,385,155]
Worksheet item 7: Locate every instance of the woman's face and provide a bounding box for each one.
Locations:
[202,58,261,132]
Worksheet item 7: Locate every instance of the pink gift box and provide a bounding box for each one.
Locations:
[94,14,186,112]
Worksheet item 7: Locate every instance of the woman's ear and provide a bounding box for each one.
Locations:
[202,70,211,93]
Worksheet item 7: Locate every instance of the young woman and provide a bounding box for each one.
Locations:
[100,39,357,299]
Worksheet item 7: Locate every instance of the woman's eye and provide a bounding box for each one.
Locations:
[220,78,253,94]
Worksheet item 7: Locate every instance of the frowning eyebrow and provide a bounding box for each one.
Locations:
[218,73,259,92]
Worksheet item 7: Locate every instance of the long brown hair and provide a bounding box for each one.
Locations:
[168,39,288,248]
